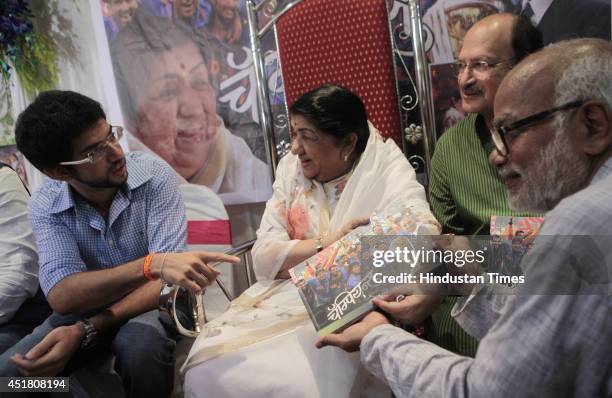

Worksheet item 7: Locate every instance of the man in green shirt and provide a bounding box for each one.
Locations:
[426,13,543,356]
[429,13,542,236]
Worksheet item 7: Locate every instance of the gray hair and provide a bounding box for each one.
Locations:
[548,39,612,127]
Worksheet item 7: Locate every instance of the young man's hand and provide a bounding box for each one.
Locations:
[150,251,240,294]
[10,324,84,376]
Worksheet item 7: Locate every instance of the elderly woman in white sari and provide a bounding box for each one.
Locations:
[181,85,440,397]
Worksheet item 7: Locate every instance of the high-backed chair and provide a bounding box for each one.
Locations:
[275,0,404,146]
[248,0,436,183]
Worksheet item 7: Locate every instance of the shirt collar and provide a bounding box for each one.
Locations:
[49,152,153,214]
[124,152,153,194]
[49,182,77,214]
[590,156,612,186]
[474,114,495,152]
[522,0,554,25]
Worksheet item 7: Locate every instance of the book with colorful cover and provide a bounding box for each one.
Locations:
[490,216,544,239]
[489,216,544,276]
[288,203,436,336]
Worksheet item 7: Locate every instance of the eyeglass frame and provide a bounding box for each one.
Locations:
[59,125,124,166]
[490,100,584,156]
[453,58,516,77]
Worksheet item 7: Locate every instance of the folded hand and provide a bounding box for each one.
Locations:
[11,324,84,377]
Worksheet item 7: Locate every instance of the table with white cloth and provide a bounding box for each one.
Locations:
[181,280,389,398]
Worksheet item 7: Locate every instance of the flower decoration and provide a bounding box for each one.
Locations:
[404,123,423,145]
[0,0,59,96]
[0,1,32,74]
[0,0,76,146]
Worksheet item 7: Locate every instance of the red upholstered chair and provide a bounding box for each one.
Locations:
[275,0,403,146]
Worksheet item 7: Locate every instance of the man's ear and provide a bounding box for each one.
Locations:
[581,101,612,156]
[43,166,73,182]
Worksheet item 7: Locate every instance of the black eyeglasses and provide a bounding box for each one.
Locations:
[490,100,584,156]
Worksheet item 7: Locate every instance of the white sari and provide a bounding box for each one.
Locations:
[182,123,439,397]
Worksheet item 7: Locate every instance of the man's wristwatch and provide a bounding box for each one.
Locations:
[76,319,98,349]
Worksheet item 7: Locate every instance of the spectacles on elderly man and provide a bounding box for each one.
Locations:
[452,58,515,77]
[490,100,584,157]
[59,125,124,166]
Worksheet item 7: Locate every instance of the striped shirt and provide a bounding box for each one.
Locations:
[29,152,187,296]
[429,114,535,235]
[428,114,540,356]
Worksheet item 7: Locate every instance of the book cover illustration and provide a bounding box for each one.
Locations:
[289,203,437,336]
[489,216,544,277]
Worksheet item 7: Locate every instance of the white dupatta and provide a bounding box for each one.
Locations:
[252,122,435,280]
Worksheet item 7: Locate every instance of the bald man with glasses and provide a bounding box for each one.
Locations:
[429,13,542,238]
[423,13,543,357]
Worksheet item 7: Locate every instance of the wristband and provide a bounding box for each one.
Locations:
[143,253,158,281]
[160,252,170,282]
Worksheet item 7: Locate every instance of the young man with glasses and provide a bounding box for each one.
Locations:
[318,37,612,398]
[419,13,543,357]
[0,91,239,397]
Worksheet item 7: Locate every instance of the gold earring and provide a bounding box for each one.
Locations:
[344,154,348,162]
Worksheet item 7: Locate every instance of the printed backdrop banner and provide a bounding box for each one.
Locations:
[98,0,276,205]
[418,0,611,138]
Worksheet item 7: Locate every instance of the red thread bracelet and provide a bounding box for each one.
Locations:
[143,253,158,281]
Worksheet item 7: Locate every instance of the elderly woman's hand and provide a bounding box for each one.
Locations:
[324,217,370,247]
